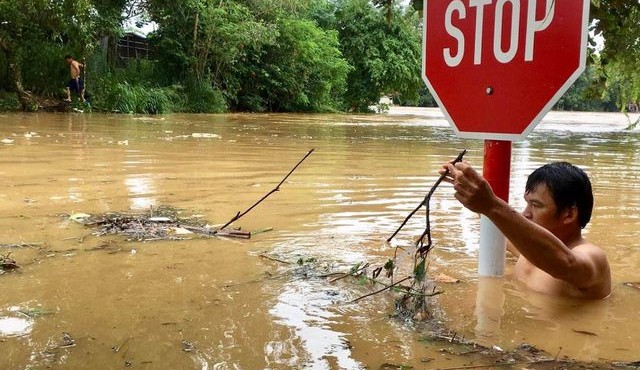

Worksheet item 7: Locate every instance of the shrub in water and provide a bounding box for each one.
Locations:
[100,82,179,114]
[185,81,227,113]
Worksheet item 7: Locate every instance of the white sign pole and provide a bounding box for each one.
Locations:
[479,216,506,276]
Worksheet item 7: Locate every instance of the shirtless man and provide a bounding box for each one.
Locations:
[440,161,611,299]
[65,55,84,102]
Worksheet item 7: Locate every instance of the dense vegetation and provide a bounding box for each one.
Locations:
[0,0,639,114]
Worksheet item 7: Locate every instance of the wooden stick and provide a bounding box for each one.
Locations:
[350,276,411,303]
[218,149,314,231]
[216,229,251,239]
[415,150,467,254]
[258,253,291,264]
[329,262,369,283]
[181,225,251,239]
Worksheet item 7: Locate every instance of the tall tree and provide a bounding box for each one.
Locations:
[335,0,423,112]
[590,0,640,110]
[232,17,350,112]
[146,0,270,84]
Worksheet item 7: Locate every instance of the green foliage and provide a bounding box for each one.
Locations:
[21,43,70,96]
[97,81,179,114]
[383,258,395,278]
[349,262,364,275]
[232,17,350,112]
[184,80,227,113]
[0,53,8,89]
[0,92,19,111]
[396,86,437,108]
[555,63,611,112]
[591,0,640,68]
[589,0,640,110]
[413,259,426,282]
[602,61,640,112]
[148,0,272,85]
[334,0,423,112]
[112,59,162,86]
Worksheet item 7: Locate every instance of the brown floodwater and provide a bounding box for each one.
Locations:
[1,109,639,369]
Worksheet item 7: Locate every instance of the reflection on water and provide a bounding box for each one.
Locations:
[473,277,505,341]
[125,174,157,210]
[0,316,33,338]
[268,281,362,370]
[1,109,639,369]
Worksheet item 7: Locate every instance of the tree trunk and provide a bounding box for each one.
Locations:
[1,42,38,112]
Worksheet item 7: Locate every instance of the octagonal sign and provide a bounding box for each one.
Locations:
[423,0,590,141]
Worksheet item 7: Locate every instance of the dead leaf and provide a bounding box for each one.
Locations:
[434,273,460,284]
[69,213,92,223]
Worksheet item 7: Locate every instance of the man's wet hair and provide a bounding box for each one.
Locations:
[525,162,593,228]
[65,55,73,60]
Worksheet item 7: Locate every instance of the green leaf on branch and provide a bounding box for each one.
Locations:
[383,259,394,278]
[413,259,426,282]
[349,262,363,275]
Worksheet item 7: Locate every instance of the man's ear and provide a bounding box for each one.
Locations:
[562,206,579,225]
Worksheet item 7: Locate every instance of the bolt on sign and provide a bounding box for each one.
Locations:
[423,0,590,141]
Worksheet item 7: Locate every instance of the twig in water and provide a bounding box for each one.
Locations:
[329,262,369,283]
[218,149,315,231]
[351,276,412,303]
[259,253,291,265]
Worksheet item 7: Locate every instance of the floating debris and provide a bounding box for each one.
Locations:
[181,340,195,352]
[0,252,19,272]
[66,149,314,242]
[60,332,76,348]
[16,307,57,318]
[68,206,256,242]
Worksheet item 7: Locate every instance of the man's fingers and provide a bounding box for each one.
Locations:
[439,163,456,183]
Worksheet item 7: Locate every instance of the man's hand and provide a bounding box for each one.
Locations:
[439,162,497,214]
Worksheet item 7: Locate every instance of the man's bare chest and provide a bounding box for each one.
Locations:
[514,257,582,297]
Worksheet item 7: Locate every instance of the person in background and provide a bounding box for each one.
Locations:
[64,55,85,102]
[440,161,611,299]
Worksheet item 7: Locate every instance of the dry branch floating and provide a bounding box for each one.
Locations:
[350,276,412,303]
[218,148,315,231]
[0,252,19,271]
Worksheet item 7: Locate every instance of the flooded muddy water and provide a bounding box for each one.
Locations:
[1,109,639,369]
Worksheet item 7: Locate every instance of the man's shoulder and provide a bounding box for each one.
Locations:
[572,242,611,282]
[573,241,607,258]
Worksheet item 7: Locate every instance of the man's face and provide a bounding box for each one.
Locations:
[522,183,563,234]
[66,58,72,64]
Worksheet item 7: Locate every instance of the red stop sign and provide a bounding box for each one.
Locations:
[423,0,590,141]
